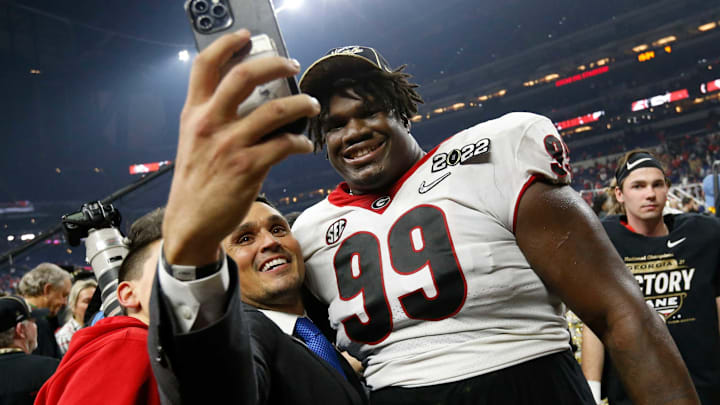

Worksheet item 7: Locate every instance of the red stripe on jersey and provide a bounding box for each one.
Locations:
[512,174,540,234]
[327,137,454,212]
[620,219,638,234]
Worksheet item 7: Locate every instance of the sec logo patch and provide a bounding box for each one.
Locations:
[326,219,347,245]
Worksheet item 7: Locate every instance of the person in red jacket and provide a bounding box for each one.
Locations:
[35,209,163,405]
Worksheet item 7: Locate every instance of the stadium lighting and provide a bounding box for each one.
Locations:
[178,50,190,62]
[698,22,717,32]
[6,235,14,241]
[20,233,35,241]
[276,0,303,13]
[632,44,648,53]
[652,35,676,47]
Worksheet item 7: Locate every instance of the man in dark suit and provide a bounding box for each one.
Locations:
[146,30,366,404]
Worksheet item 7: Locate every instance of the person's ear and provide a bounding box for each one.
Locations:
[15,322,26,340]
[117,281,139,310]
[43,283,53,296]
[614,187,624,204]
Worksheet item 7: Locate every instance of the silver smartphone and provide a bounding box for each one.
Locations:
[185,0,307,134]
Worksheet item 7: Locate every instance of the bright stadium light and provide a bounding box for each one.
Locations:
[178,50,190,62]
[20,233,35,241]
[6,235,14,241]
[276,0,303,13]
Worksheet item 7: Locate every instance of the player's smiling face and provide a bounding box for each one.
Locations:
[322,88,422,194]
[616,167,669,222]
[223,202,305,310]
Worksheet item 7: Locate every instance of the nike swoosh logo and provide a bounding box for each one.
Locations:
[626,157,653,171]
[666,237,686,248]
[419,172,451,194]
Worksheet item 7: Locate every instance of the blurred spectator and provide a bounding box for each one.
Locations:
[591,193,611,218]
[0,275,20,296]
[681,197,699,213]
[704,173,718,215]
[604,178,624,216]
[35,209,162,405]
[54,278,97,355]
[18,263,71,359]
[0,295,59,405]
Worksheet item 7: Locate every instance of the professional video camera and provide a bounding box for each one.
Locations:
[62,201,127,317]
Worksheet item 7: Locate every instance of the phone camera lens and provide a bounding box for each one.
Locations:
[196,15,214,32]
[210,3,227,18]
[191,0,209,14]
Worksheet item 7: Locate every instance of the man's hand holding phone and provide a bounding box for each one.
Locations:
[163,29,320,267]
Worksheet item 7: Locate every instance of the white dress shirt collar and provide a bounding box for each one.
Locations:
[258,309,305,335]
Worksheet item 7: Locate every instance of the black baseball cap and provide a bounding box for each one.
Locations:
[299,46,394,97]
[0,295,48,331]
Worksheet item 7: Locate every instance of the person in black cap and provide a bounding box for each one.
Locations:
[0,295,59,405]
[582,149,720,404]
[291,47,699,404]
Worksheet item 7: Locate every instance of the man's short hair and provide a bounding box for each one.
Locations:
[308,68,424,151]
[255,194,276,210]
[18,263,71,297]
[118,207,164,283]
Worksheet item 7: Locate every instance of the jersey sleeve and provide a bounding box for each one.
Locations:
[291,206,328,302]
[478,112,573,232]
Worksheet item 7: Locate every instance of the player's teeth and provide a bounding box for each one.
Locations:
[261,258,288,272]
[350,145,377,159]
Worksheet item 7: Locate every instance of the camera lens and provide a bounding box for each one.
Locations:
[191,0,209,14]
[210,3,227,18]
[196,15,214,32]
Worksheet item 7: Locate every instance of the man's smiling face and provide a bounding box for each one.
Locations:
[322,88,419,194]
[223,202,305,309]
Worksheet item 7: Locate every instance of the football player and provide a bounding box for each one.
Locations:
[292,47,699,404]
[582,150,720,404]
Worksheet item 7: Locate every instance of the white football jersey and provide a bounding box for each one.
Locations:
[293,112,574,389]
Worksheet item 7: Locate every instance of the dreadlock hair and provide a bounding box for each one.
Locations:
[308,66,424,151]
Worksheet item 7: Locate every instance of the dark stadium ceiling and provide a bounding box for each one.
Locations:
[0,0,718,215]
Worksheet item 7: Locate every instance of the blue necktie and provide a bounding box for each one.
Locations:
[294,317,347,379]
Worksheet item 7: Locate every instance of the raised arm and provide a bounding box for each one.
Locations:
[162,29,318,267]
[148,30,319,404]
[515,181,698,405]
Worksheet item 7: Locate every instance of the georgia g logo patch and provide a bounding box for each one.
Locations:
[371,196,391,210]
[326,219,347,245]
